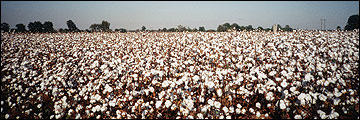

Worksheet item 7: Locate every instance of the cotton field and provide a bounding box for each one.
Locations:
[1,30,359,119]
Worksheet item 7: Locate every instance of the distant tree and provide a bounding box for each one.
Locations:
[28,22,36,32]
[206,29,216,32]
[43,21,55,33]
[141,26,146,31]
[264,28,271,31]
[257,26,264,30]
[239,26,246,31]
[31,21,44,33]
[15,23,27,33]
[217,25,225,32]
[162,28,167,32]
[168,28,176,32]
[89,24,100,32]
[277,24,282,30]
[199,26,205,32]
[66,20,79,32]
[231,23,240,31]
[1,22,10,32]
[283,25,292,31]
[336,26,341,30]
[192,28,198,32]
[101,20,111,32]
[245,25,253,31]
[223,23,231,30]
[344,14,359,30]
[119,28,127,33]
[177,25,186,32]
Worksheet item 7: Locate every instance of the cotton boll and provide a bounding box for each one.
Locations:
[279,100,286,109]
[256,102,261,109]
[165,100,172,108]
[256,111,261,117]
[294,115,302,119]
[214,101,221,109]
[281,80,288,88]
[216,89,222,97]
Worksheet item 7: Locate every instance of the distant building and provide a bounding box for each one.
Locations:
[272,24,278,33]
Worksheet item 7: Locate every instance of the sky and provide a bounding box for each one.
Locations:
[1,1,359,30]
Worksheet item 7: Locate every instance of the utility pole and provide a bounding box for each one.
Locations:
[323,19,326,30]
[320,19,323,30]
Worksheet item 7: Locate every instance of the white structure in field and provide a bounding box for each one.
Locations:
[273,24,278,33]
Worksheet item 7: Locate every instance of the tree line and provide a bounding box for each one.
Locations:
[1,14,358,33]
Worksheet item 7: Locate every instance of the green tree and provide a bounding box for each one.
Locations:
[66,20,79,32]
[177,25,186,32]
[257,26,264,30]
[15,23,27,33]
[141,26,146,31]
[217,25,225,32]
[283,25,292,31]
[101,20,111,32]
[89,24,100,32]
[344,14,359,30]
[246,25,253,31]
[162,28,167,32]
[231,23,240,31]
[336,26,341,30]
[199,26,205,32]
[43,21,55,33]
[28,22,36,32]
[31,21,44,33]
[1,22,10,32]
[223,23,231,31]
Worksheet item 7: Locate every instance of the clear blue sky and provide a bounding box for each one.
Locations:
[1,1,359,30]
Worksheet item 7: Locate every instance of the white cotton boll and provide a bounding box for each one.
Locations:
[319,94,327,101]
[162,80,170,88]
[305,73,313,82]
[197,113,204,119]
[281,80,288,88]
[208,99,214,106]
[256,111,261,117]
[269,71,276,76]
[214,101,221,109]
[155,101,162,109]
[5,114,9,119]
[223,106,229,114]
[219,115,224,119]
[249,108,255,114]
[237,104,242,109]
[266,92,274,101]
[333,98,341,106]
[236,108,241,114]
[294,115,302,119]
[109,99,116,107]
[165,100,172,108]
[290,87,296,93]
[193,75,200,83]
[241,108,246,114]
[206,81,215,89]
[229,106,234,113]
[279,100,286,109]
[256,102,261,109]
[216,89,222,97]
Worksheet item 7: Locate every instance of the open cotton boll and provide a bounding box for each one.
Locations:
[279,100,286,109]
[256,102,261,109]
[294,115,302,119]
[216,89,222,97]
[155,101,162,109]
[162,80,170,88]
[165,100,172,108]
[281,80,288,88]
[214,101,221,109]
